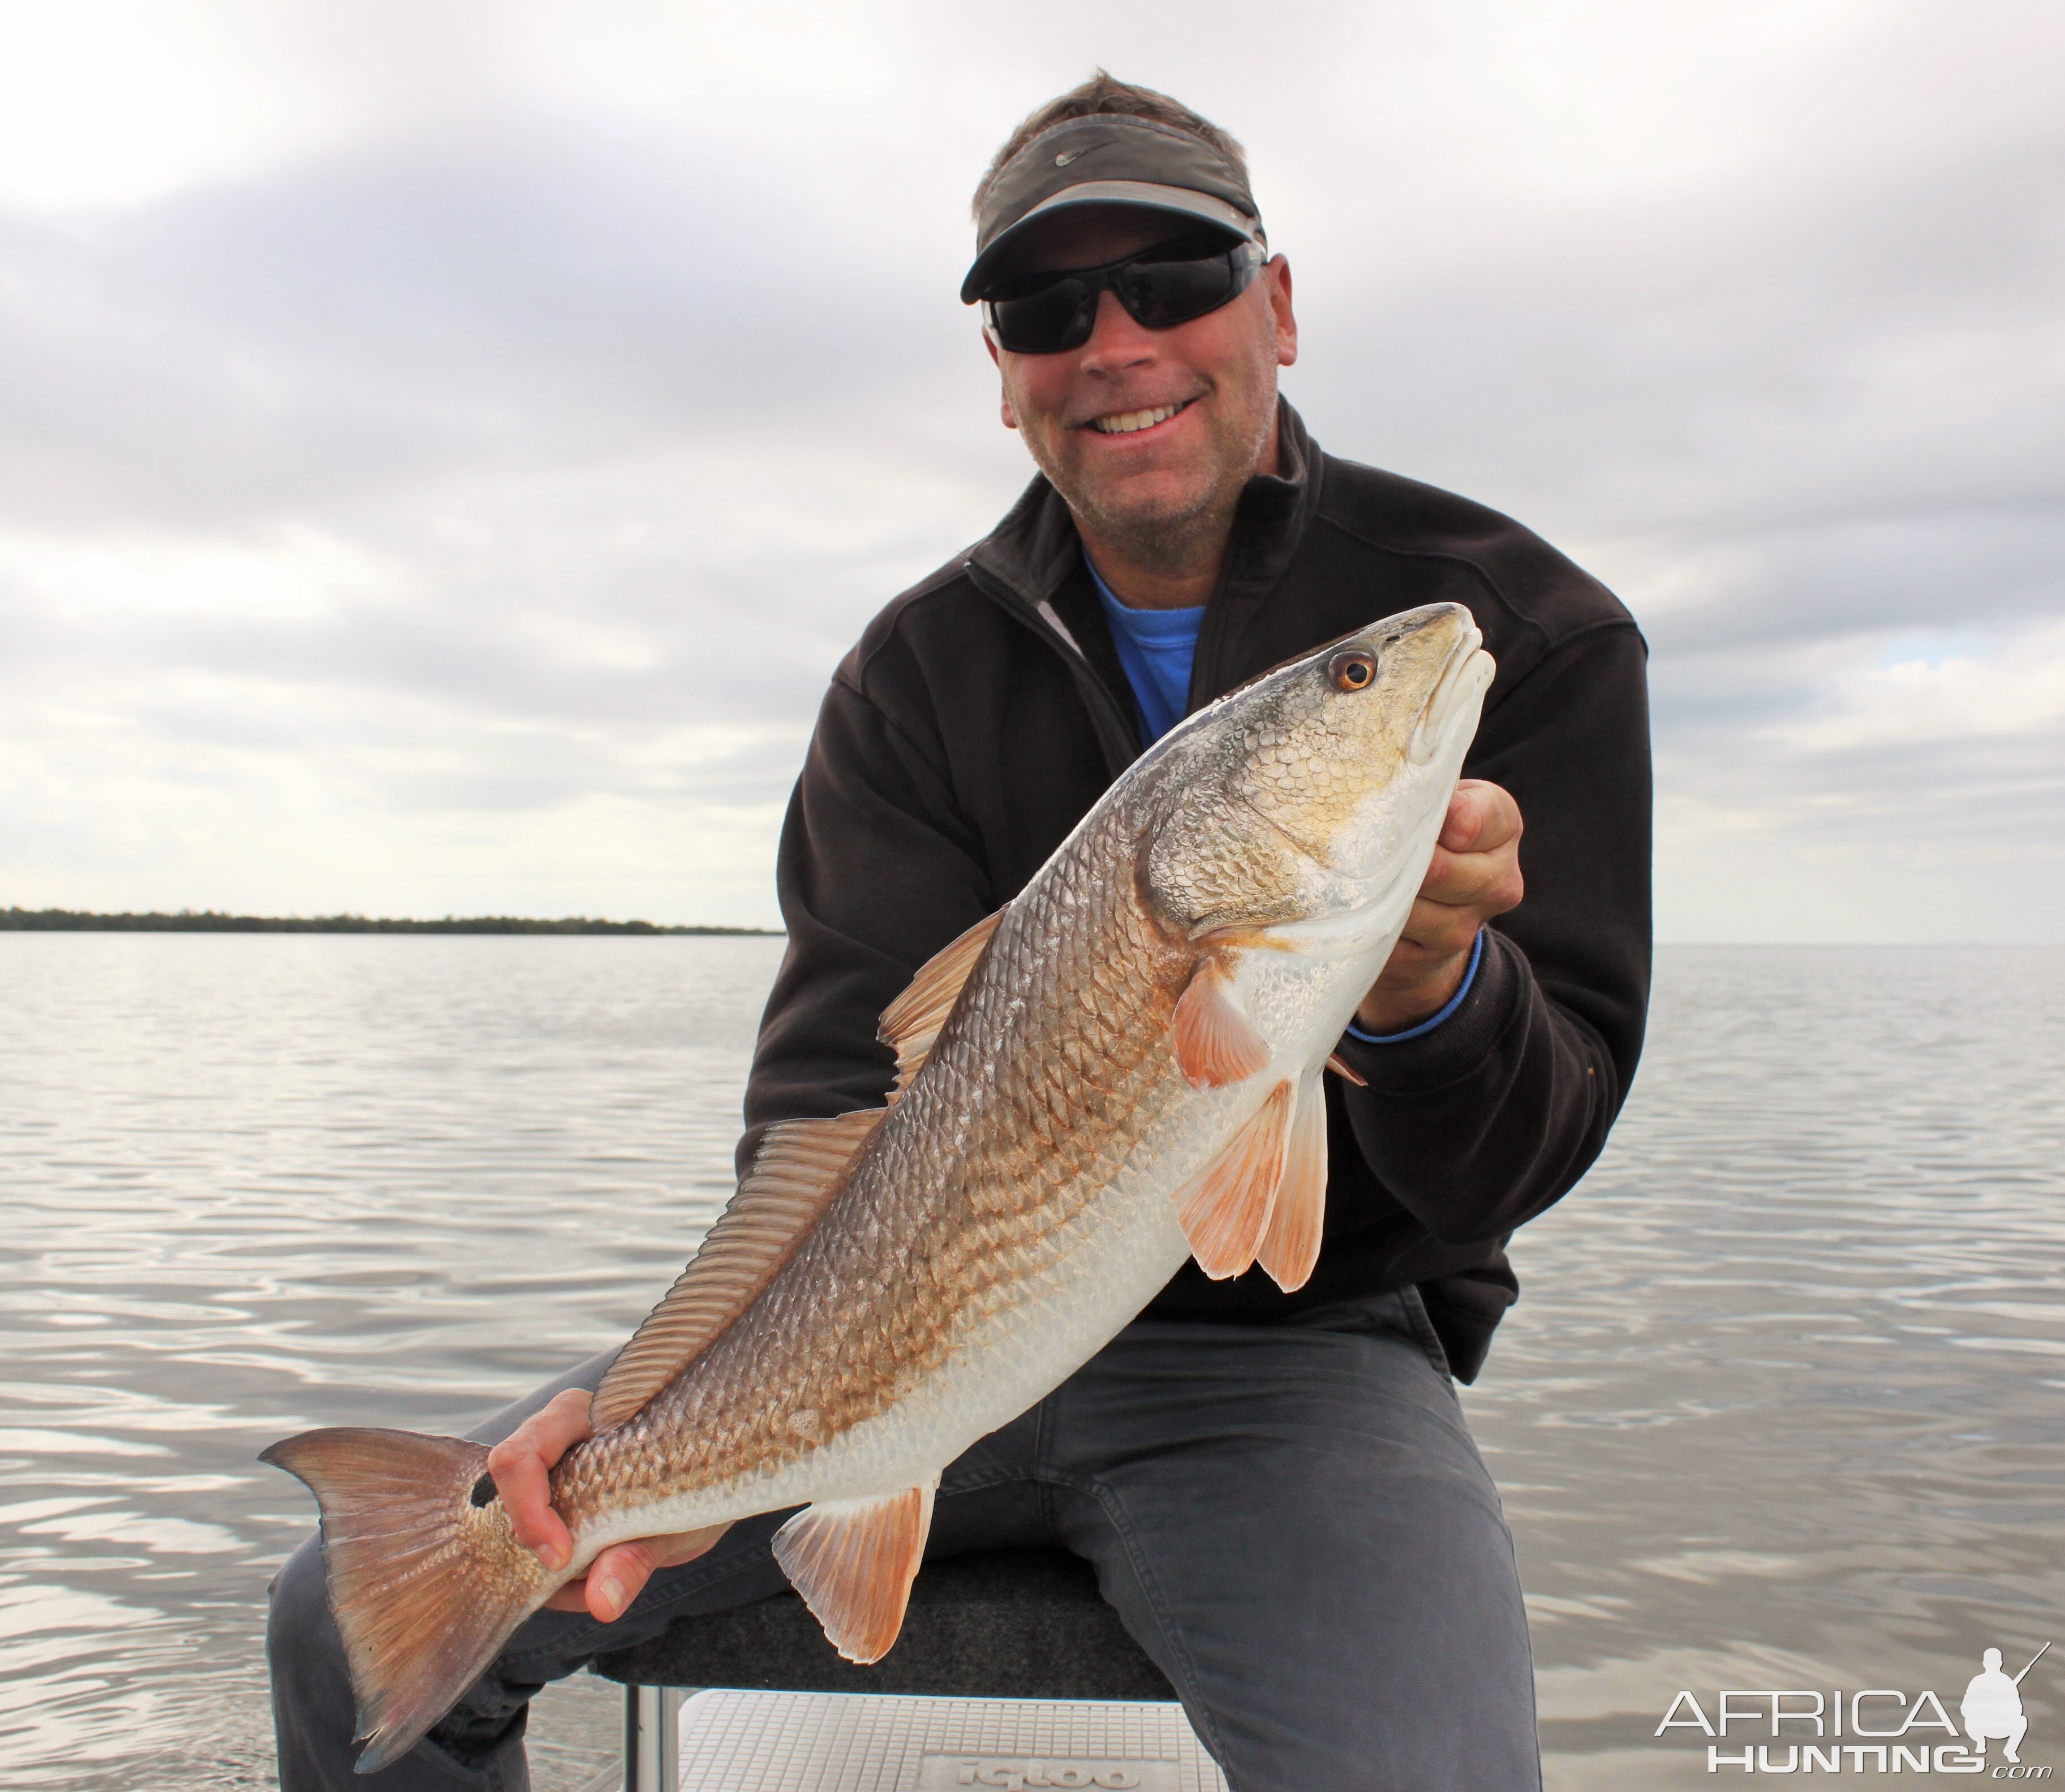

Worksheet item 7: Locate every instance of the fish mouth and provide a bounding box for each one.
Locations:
[1409,627,1494,766]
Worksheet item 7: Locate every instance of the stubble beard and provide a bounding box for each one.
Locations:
[1030,386,1279,581]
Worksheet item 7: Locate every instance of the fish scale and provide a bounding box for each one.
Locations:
[260,601,1494,1773]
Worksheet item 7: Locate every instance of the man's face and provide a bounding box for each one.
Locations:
[983,205,1298,561]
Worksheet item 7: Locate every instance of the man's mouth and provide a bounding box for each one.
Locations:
[1086,398,1194,435]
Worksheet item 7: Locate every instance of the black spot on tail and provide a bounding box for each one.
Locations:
[469,1473,497,1507]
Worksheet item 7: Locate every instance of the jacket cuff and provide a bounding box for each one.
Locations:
[1335,925,1526,1095]
[1344,928,1485,1044]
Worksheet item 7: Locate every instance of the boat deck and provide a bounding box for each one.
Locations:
[579,1690,1225,1792]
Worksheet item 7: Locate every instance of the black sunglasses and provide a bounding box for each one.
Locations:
[980,236,1264,355]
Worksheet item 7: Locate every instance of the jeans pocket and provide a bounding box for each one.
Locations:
[1398,1285,1455,1381]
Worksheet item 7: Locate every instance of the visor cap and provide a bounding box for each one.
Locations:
[962,113,1263,304]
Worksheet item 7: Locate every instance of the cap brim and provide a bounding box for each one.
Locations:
[960,180,1260,304]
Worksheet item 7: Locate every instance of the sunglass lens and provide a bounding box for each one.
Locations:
[1118,255,1238,328]
[990,277,1096,354]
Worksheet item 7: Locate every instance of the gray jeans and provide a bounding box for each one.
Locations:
[267,1289,1540,1792]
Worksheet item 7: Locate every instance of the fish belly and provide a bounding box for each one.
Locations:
[567,950,1384,1563]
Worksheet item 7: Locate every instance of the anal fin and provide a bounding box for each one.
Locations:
[1173,1080,1292,1279]
[772,1481,937,1664]
[1257,1074,1327,1293]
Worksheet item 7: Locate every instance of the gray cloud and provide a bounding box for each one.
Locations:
[0,1,2058,935]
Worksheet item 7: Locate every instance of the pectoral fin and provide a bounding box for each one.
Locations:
[1256,1074,1328,1293]
[1171,958,1270,1088]
[1173,1080,1292,1279]
[771,1481,937,1664]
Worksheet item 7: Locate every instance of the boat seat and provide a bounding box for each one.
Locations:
[588,1546,1178,1789]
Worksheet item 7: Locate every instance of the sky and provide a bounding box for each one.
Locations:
[0,0,2058,940]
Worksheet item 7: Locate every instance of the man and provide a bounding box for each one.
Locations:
[269,74,1650,1791]
[1961,1648,2032,1762]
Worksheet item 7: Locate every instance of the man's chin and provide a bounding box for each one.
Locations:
[1068,469,1222,541]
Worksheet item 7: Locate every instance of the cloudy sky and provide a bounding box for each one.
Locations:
[0,0,2058,940]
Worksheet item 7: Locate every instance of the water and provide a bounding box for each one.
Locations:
[0,938,2059,1789]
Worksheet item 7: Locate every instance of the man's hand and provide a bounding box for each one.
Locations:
[1355,779,1524,1036]
[484,1388,722,1624]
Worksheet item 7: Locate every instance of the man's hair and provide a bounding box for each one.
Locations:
[971,71,1248,219]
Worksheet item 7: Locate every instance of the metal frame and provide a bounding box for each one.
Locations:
[621,1684,681,1792]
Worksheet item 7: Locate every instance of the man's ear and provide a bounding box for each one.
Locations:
[1266,256,1297,369]
[983,329,1019,430]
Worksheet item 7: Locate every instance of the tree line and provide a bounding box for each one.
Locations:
[0,907,779,936]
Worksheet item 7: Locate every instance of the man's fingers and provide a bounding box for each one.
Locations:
[582,1541,655,1624]
[484,1388,592,1570]
[1392,894,1483,966]
[539,1526,722,1618]
[1438,779,1522,855]
[584,1526,727,1621]
[1417,845,1525,919]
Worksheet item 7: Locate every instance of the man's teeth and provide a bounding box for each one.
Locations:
[1091,403,1184,435]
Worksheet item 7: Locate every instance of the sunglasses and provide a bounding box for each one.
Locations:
[980,236,1264,355]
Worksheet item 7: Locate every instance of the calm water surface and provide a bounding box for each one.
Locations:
[1,938,2059,1789]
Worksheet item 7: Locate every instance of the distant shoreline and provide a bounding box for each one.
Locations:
[0,907,781,937]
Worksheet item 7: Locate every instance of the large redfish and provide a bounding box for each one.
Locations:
[263,602,1495,1772]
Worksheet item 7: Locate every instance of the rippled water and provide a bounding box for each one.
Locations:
[1,938,2059,1790]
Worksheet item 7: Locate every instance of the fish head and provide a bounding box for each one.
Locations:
[1142,603,1494,939]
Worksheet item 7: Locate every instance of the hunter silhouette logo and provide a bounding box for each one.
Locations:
[1964,1644,2050,1765]
[1654,1643,2053,1775]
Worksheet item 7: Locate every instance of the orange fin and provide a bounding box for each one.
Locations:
[879,907,1008,1101]
[590,1108,884,1432]
[260,1426,549,1774]
[1173,1080,1293,1278]
[1257,1075,1328,1293]
[1171,959,1270,1088]
[771,1481,937,1664]
[1324,1050,1366,1087]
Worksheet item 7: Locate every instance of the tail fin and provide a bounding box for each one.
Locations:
[263,1427,553,1774]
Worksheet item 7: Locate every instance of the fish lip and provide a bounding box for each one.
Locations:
[1409,628,1492,766]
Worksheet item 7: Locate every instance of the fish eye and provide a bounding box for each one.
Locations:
[1327,649,1378,692]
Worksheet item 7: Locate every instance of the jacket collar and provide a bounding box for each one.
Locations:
[966,397,1324,612]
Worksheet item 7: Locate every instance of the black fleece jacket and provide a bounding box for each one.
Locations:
[741,402,1651,1382]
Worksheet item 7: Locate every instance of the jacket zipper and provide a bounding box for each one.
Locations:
[962,561,1141,782]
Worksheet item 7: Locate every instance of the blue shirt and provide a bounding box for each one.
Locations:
[1086,550,1480,1041]
[1084,555,1204,747]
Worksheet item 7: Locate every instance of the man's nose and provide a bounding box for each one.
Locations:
[1078,288,1158,373]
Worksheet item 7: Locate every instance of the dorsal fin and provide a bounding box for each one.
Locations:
[588,1108,885,1432]
[877,906,1007,1102]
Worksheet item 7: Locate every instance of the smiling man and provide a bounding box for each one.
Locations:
[269,74,1650,1792]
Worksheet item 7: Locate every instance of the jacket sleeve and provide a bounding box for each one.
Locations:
[1330,621,1652,1243]
[737,666,997,1179]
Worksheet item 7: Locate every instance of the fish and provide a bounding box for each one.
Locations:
[261,600,1495,1772]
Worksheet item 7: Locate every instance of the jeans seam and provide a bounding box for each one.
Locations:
[940,1467,1017,1498]
[1397,1284,1455,1381]
[1036,1468,1244,1784]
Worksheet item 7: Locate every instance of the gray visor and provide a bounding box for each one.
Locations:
[963,114,1263,303]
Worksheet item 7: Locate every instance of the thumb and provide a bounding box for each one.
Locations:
[586,1540,656,1624]
[1440,780,1518,854]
